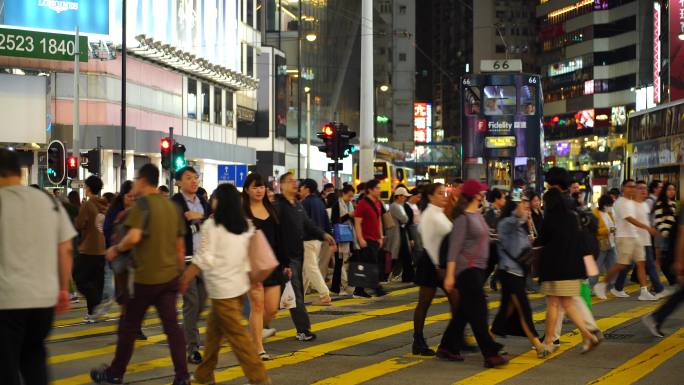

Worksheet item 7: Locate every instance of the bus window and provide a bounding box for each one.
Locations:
[464,86,482,115]
[374,162,389,179]
[520,85,537,115]
[484,86,516,115]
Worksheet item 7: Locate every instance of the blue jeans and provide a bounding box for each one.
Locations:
[102,263,115,302]
[589,247,617,287]
[615,246,663,293]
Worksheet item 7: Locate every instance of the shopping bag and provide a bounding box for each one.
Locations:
[248,229,278,284]
[580,281,593,311]
[280,281,296,309]
[349,262,380,288]
[333,223,354,243]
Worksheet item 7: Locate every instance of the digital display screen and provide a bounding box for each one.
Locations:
[485,136,516,149]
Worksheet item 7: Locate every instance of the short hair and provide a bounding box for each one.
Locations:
[546,167,570,190]
[648,180,662,193]
[300,179,318,194]
[175,166,197,180]
[138,164,160,187]
[609,188,621,196]
[598,194,614,211]
[636,180,646,186]
[622,179,635,187]
[158,185,170,193]
[323,183,334,191]
[486,188,504,203]
[342,185,355,194]
[0,148,21,177]
[279,172,293,185]
[365,179,380,191]
[357,182,366,193]
[85,175,104,195]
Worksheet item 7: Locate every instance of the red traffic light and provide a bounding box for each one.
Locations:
[67,156,78,169]
[322,124,335,139]
[161,138,172,151]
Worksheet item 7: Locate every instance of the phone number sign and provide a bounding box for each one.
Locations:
[0,27,88,62]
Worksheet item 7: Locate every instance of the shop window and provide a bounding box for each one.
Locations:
[187,78,197,119]
[201,82,210,122]
[484,86,516,115]
[520,85,537,115]
[214,87,223,125]
[464,86,481,116]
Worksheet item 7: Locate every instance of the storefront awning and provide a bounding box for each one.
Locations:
[129,35,258,91]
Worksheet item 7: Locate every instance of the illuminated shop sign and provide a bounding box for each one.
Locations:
[611,106,626,126]
[556,142,570,156]
[485,136,516,149]
[575,109,595,129]
[670,0,684,101]
[654,2,661,104]
[414,102,432,143]
[547,56,583,77]
[0,0,110,35]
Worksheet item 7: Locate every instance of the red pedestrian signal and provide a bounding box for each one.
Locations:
[322,124,335,139]
[161,138,172,151]
[161,137,173,169]
[67,156,78,179]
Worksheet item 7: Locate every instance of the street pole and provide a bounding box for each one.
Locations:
[73,26,80,188]
[359,0,374,183]
[169,126,174,191]
[306,91,311,178]
[120,0,127,189]
[297,3,303,179]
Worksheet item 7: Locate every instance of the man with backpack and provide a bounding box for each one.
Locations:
[91,164,190,385]
[74,175,109,322]
[171,166,211,364]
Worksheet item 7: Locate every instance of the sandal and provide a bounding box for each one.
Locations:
[258,351,272,361]
[581,335,600,354]
[536,344,554,358]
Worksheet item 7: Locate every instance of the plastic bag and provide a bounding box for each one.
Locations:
[280,281,296,309]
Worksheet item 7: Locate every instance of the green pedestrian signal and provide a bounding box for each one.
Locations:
[172,142,187,171]
[376,115,389,124]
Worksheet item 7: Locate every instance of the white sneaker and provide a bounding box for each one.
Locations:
[638,288,658,301]
[262,328,276,339]
[610,288,630,298]
[594,282,608,299]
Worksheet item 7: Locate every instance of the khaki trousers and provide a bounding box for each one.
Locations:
[303,240,330,297]
[194,297,270,385]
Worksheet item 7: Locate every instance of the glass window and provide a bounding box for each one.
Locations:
[483,86,516,115]
[399,53,407,61]
[187,78,197,119]
[201,82,210,122]
[247,45,254,76]
[214,88,222,125]
[464,86,481,116]
[247,0,254,27]
[256,0,262,30]
[520,85,537,115]
[225,91,234,126]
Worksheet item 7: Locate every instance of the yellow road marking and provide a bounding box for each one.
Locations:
[453,303,660,385]
[587,327,684,385]
[305,286,640,385]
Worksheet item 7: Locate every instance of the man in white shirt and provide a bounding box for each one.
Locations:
[0,149,76,385]
[594,179,658,301]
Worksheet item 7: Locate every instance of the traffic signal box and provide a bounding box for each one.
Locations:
[172,142,187,171]
[67,155,78,179]
[316,122,357,160]
[47,140,66,185]
[161,137,173,170]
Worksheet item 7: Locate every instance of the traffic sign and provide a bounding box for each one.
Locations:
[218,164,236,184]
[70,180,85,189]
[236,165,248,188]
[0,27,88,62]
[328,163,343,171]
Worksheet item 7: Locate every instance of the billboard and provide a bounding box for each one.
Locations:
[0,0,110,35]
[413,102,432,143]
[671,0,684,101]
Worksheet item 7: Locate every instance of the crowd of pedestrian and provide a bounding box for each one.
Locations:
[2,144,684,384]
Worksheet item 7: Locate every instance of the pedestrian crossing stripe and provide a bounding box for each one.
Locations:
[453,303,661,385]
[586,327,684,385]
[50,289,444,384]
[48,286,420,343]
[305,285,641,385]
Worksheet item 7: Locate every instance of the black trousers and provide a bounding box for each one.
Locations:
[491,270,538,338]
[442,268,499,357]
[653,285,684,326]
[73,254,105,314]
[0,307,54,385]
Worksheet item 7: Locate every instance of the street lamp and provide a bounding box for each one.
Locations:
[379,84,389,92]
[306,33,317,42]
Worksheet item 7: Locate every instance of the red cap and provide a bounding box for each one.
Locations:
[460,179,488,198]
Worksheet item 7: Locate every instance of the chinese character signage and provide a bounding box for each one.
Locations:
[414,102,432,143]
[671,0,684,101]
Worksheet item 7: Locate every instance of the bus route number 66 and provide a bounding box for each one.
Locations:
[492,61,510,70]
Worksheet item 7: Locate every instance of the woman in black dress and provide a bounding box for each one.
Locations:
[242,173,291,361]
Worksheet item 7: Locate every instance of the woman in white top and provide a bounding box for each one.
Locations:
[411,183,456,356]
[180,184,271,385]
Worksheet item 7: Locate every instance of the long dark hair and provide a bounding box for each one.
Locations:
[656,182,675,217]
[214,183,249,234]
[499,197,518,219]
[105,180,133,217]
[418,183,442,212]
[242,173,279,223]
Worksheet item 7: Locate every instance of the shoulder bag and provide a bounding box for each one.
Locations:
[248,228,279,284]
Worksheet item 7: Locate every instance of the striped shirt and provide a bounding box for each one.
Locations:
[654,200,677,239]
[447,211,490,277]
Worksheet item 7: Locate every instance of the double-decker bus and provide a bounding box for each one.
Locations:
[626,99,684,193]
[460,73,544,192]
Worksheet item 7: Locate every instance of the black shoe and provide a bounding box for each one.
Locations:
[353,288,372,299]
[373,287,388,298]
[412,335,435,356]
[90,365,123,384]
[435,347,465,362]
[187,350,202,365]
[136,329,148,341]
[484,354,509,368]
[490,280,499,292]
[296,330,317,341]
[172,378,192,385]
[494,342,508,355]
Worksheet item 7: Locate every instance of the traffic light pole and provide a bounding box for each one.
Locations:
[168,126,174,191]
[73,26,80,189]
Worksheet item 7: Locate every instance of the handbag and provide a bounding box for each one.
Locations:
[248,229,279,284]
[349,261,380,288]
[382,211,396,230]
[333,223,354,243]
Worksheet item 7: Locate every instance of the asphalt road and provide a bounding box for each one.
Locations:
[48,282,684,385]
